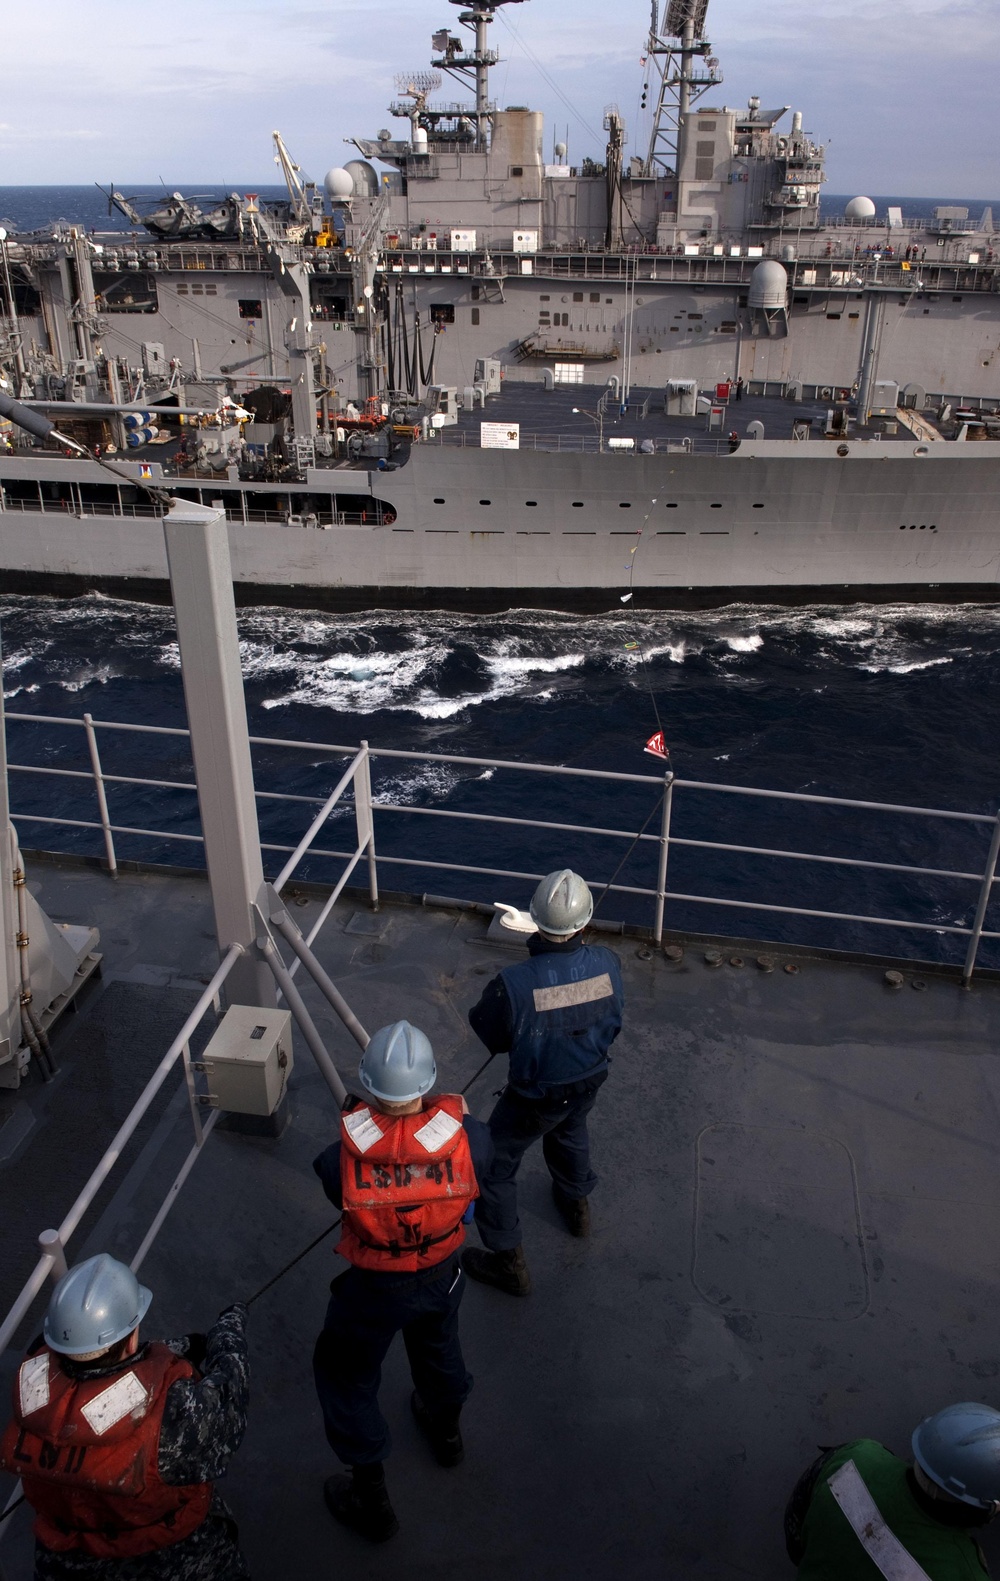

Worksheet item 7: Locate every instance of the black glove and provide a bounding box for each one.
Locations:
[165,1333,209,1369]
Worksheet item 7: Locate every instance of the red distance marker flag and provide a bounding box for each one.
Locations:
[644,730,669,760]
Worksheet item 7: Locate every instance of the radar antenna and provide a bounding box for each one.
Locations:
[430,0,526,152]
[641,0,722,178]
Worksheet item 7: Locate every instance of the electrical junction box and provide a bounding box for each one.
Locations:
[200,1006,293,1116]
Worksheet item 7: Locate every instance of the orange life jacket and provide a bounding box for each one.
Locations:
[0,1342,212,1558]
[338,1094,478,1272]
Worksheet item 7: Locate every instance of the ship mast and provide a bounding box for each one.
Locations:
[432,0,525,152]
[642,0,721,178]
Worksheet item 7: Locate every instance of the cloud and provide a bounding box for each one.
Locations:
[1,0,997,192]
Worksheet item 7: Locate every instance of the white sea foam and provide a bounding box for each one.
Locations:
[724,634,764,653]
[858,656,952,675]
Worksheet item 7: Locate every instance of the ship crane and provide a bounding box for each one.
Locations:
[271,131,320,229]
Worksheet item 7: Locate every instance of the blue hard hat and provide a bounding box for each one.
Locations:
[912,1403,1000,1509]
[44,1254,152,1356]
[359,1021,436,1103]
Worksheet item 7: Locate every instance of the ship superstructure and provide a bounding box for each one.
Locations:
[0,0,998,607]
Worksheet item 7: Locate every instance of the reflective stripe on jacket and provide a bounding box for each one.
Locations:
[338,1093,478,1272]
[500,943,623,1096]
[0,1342,212,1559]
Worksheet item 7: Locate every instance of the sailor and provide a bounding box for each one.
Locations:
[0,1254,250,1580]
[462,869,624,1298]
[785,1403,1000,1578]
[312,1021,492,1543]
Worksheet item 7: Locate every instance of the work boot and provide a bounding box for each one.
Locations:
[324,1464,399,1543]
[411,1390,464,1467]
[552,1184,591,1238]
[462,1244,531,1296]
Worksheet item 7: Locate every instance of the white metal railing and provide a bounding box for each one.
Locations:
[6,711,1000,982]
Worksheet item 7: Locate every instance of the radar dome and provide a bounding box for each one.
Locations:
[324,167,354,201]
[747,259,788,310]
[845,195,876,220]
[554,141,567,159]
[343,159,379,198]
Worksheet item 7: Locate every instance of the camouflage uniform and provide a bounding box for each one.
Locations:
[31,1304,250,1581]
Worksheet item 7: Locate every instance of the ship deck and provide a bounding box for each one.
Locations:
[3,856,1000,1579]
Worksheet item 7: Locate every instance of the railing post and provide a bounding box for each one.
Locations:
[38,1228,68,1282]
[962,811,1000,986]
[653,773,674,945]
[83,712,117,875]
[355,739,379,911]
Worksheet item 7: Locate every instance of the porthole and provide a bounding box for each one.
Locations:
[666,502,678,508]
[571,501,584,508]
[525,500,537,507]
[752,503,764,509]
[710,503,722,509]
[479,499,491,505]
[433,497,445,503]
[618,502,632,508]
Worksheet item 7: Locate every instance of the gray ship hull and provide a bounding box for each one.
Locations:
[1,440,998,609]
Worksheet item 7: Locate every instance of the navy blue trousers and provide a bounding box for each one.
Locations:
[313,1257,472,1466]
[474,1074,607,1252]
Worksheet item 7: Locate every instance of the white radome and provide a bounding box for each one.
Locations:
[324,167,354,201]
[845,195,877,220]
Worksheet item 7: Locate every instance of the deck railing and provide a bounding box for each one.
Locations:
[6,710,1000,981]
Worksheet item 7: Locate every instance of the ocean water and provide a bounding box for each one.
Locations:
[3,595,999,969]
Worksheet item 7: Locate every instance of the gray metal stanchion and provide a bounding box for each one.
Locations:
[0,625,26,1088]
[162,501,274,1008]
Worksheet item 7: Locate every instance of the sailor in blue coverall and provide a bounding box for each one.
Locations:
[462,869,624,1296]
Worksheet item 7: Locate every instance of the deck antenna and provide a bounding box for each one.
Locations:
[641,0,722,178]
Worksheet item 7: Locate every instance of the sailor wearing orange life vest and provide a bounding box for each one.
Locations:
[0,1253,249,1581]
[312,1020,492,1544]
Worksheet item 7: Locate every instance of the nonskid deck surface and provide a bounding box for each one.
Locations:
[3,861,1000,1578]
[451,384,875,446]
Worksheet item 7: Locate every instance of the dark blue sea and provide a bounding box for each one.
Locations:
[4,596,1000,971]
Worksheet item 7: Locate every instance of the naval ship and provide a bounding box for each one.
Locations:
[1,0,999,609]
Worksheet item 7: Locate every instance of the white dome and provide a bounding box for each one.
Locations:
[324,167,354,200]
[845,195,877,220]
[343,159,379,198]
[747,259,788,309]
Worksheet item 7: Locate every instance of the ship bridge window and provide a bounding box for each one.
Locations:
[510,165,524,176]
[590,292,600,302]
[525,501,537,507]
[826,312,842,320]
[470,308,480,324]
[238,299,263,319]
[752,503,764,508]
[571,501,584,507]
[618,502,632,508]
[479,499,491,505]
[848,311,860,319]
[433,497,445,503]
[687,313,703,320]
[573,292,584,302]
[539,294,550,301]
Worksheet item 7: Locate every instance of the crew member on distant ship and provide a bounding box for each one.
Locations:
[462,870,624,1298]
[0,1254,250,1580]
[312,1022,492,1543]
[785,1403,1000,1578]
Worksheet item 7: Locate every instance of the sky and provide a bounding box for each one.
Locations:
[1,0,998,196]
